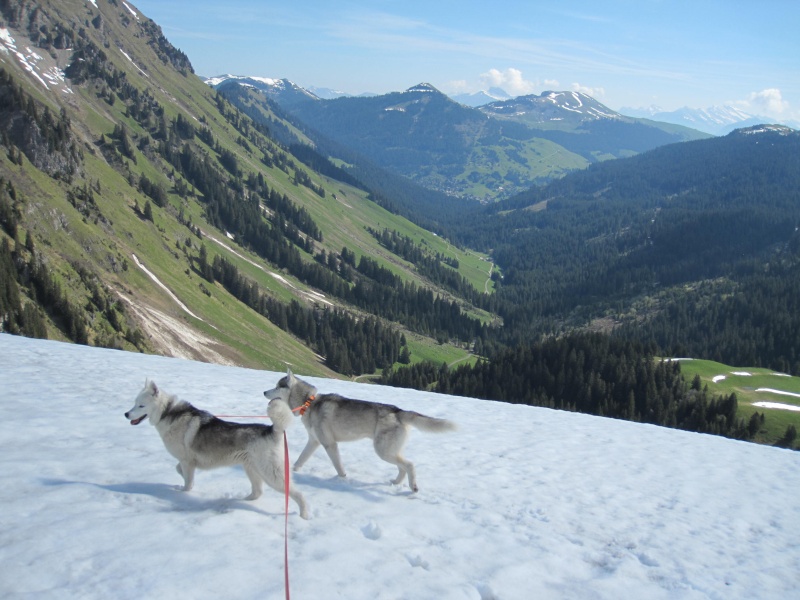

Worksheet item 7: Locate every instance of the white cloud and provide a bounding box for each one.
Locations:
[479,67,537,96]
[571,83,605,99]
[730,88,799,122]
[747,88,788,115]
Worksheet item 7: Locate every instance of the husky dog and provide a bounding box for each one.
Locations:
[264,369,456,492]
[125,380,309,519]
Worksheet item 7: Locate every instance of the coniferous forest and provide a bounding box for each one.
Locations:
[383,333,758,441]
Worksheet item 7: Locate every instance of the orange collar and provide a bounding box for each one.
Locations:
[292,395,315,416]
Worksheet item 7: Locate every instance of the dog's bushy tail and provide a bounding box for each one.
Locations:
[399,411,457,433]
[267,398,294,433]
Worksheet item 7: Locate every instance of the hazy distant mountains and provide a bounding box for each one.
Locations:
[206,77,707,200]
[620,104,800,135]
[204,75,800,137]
[451,87,512,107]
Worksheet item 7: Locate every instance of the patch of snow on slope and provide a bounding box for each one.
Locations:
[131,254,201,321]
[122,1,140,20]
[119,48,149,78]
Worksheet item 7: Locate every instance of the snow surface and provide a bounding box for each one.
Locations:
[752,402,800,413]
[1,333,799,599]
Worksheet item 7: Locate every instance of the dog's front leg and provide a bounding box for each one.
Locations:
[177,461,195,491]
[293,438,321,472]
[322,442,348,478]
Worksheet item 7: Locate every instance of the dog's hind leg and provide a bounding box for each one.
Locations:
[242,463,264,500]
[257,458,310,519]
[388,456,417,492]
[375,427,418,492]
[288,485,309,520]
[177,461,195,491]
[293,438,321,472]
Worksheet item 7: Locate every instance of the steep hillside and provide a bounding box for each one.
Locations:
[0,0,493,376]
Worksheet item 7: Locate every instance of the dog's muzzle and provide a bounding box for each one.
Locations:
[125,411,147,426]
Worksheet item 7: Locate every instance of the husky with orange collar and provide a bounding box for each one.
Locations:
[264,369,455,492]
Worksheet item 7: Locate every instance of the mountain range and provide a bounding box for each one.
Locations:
[204,75,798,137]
[619,104,800,135]
[207,77,708,201]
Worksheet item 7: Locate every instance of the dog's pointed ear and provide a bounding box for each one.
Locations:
[146,379,159,395]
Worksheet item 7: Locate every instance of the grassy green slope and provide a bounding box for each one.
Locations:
[678,359,800,448]
[0,0,484,377]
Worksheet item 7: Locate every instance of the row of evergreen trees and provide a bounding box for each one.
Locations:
[196,251,404,375]
[366,226,492,311]
[383,332,761,441]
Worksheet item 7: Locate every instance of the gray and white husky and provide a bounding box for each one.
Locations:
[264,369,456,492]
[125,380,309,519]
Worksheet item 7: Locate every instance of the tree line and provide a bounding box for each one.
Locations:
[195,251,404,375]
[383,332,762,442]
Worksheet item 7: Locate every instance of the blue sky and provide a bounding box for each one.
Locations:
[130,0,800,119]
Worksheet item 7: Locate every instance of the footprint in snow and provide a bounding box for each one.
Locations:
[361,521,382,540]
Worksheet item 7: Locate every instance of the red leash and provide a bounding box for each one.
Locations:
[213,415,269,418]
[283,431,291,600]
[215,413,291,599]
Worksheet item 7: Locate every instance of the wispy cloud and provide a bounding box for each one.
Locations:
[325,10,686,83]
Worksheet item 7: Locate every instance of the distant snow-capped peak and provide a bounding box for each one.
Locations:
[481,90,622,122]
[203,75,318,98]
[450,87,511,107]
[406,82,441,94]
[203,74,280,87]
[619,103,780,135]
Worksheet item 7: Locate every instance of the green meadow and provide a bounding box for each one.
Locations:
[677,359,800,448]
